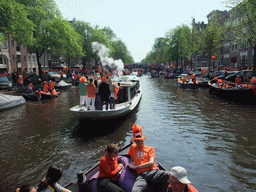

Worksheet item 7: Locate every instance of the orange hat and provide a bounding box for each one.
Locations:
[101,76,107,83]
[132,124,146,142]
[44,81,47,84]
[79,76,87,83]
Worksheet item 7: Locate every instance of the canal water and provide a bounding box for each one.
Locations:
[1,75,256,192]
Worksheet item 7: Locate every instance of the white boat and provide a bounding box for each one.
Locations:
[55,80,72,90]
[0,93,26,111]
[69,75,142,119]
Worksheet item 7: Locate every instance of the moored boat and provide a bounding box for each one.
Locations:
[0,93,26,111]
[55,80,72,90]
[69,75,142,119]
[177,74,198,89]
[64,143,167,192]
[208,80,256,104]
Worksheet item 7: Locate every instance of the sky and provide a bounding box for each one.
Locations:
[54,0,229,63]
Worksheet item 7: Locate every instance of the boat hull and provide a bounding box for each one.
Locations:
[70,88,142,120]
[209,83,256,104]
[178,81,198,89]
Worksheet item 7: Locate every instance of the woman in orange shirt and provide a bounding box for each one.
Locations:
[97,144,125,192]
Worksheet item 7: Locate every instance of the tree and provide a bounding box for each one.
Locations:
[0,0,34,46]
[198,11,225,70]
[110,39,134,64]
[102,26,116,41]
[180,24,198,69]
[18,0,83,77]
[226,0,256,75]
[50,19,84,68]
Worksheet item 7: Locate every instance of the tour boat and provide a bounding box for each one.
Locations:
[69,75,142,119]
[64,143,166,192]
[208,80,256,104]
[0,93,26,111]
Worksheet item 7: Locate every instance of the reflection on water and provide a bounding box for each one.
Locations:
[0,76,256,191]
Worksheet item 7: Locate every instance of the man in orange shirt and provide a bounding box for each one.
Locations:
[128,124,169,192]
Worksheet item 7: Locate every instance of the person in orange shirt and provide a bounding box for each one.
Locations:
[235,76,242,85]
[43,81,48,92]
[18,75,23,88]
[97,144,125,192]
[128,124,169,192]
[48,81,55,92]
[86,79,96,110]
[167,166,198,192]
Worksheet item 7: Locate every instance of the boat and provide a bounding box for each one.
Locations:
[177,74,198,89]
[196,77,209,87]
[64,143,167,192]
[151,70,159,78]
[0,93,26,111]
[69,75,142,119]
[208,80,256,104]
[55,80,72,90]
[21,90,59,101]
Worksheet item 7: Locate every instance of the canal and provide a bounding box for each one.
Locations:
[1,75,256,192]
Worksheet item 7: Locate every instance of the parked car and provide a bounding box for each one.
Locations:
[26,73,41,85]
[0,76,13,91]
[225,70,253,82]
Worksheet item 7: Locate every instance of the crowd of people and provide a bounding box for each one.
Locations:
[77,74,123,111]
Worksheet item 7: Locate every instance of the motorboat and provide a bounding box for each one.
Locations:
[208,80,256,104]
[69,75,142,119]
[0,93,26,111]
[177,74,198,89]
[55,80,72,90]
[64,143,167,192]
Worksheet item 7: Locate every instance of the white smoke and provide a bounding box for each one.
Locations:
[92,41,124,71]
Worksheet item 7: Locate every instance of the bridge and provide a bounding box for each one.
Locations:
[124,64,164,72]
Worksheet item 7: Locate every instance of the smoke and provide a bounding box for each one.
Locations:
[92,41,124,71]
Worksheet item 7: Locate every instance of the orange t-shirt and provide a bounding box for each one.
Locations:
[43,84,48,92]
[98,154,120,181]
[49,82,55,90]
[128,144,158,175]
[86,82,96,97]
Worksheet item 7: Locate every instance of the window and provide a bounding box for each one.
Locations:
[17,55,21,62]
[16,43,20,51]
[24,56,26,62]
[2,41,8,49]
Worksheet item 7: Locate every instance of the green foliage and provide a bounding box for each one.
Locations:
[0,0,35,45]
[110,39,134,64]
